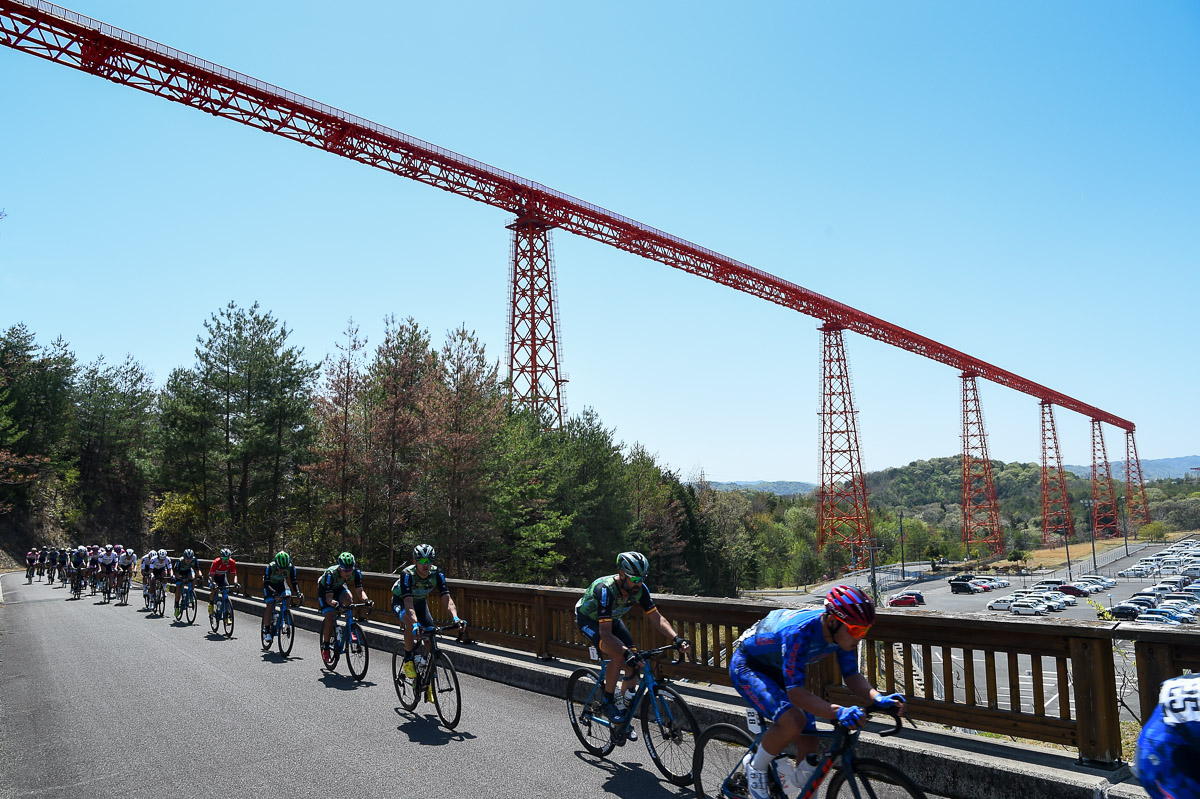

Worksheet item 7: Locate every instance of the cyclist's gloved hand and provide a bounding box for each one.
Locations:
[835,705,865,728]
[873,693,906,712]
[673,635,691,650]
[453,616,466,628]
[623,649,641,667]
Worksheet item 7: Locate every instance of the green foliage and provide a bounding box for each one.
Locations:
[1140,520,1170,542]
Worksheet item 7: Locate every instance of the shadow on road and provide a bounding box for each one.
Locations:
[572,750,692,798]
[392,711,477,744]
[317,672,374,690]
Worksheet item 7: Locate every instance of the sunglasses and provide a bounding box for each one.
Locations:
[625,574,643,584]
[838,620,871,640]
[416,558,432,565]
[338,564,354,571]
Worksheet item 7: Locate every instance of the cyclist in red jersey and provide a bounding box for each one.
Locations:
[208,548,239,610]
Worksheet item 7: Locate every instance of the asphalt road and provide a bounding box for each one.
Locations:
[0,573,695,799]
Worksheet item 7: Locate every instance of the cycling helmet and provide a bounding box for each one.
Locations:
[157,548,167,559]
[105,544,113,552]
[114,545,124,554]
[183,548,194,560]
[77,546,86,554]
[825,584,876,627]
[413,544,435,561]
[275,551,290,569]
[219,548,232,560]
[337,552,356,569]
[616,551,650,579]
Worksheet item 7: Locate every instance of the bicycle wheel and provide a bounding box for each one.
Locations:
[222,600,235,637]
[278,607,295,657]
[432,650,462,729]
[209,598,220,633]
[641,683,699,785]
[693,723,754,799]
[120,577,129,605]
[154,586,166,617]
[346,622,369,680]
[392,639,419,710]
[825,758,927,799]
[184,591,197,625]
[565,668,615,757]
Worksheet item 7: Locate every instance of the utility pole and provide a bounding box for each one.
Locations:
[899,509,906,583]
[866,543,885,605]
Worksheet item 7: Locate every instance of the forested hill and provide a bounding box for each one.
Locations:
[1064,455,1200,482]
[708,480,817,496]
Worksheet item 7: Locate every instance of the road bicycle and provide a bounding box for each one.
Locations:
[391,622,465,729]
[174,579,199,624]
[565,640,699,786]
[117,569,132,605]
[25,562,35,583]
[153,576,168,617]
[88,567,99,596]
[101,569,118,604]
[69,568,84,600]
[322,601,372,680]
[261,590,302,656]
[208,582,238,637]
[692,706,926,799]
[35,561,45,581]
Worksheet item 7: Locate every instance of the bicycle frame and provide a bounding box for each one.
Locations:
[585,643,680,736]
[334,602,369,653]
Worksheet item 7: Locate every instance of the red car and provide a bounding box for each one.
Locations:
[1057,584,1090,597]
[888,594,919,608]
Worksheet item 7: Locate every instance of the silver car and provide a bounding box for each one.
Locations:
[1010,599,1049,616]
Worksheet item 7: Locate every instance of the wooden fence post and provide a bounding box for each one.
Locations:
[1134,640,1179,725]
[1070,635,1122,765]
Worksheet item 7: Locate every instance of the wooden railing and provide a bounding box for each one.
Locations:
[227,563,1199,765]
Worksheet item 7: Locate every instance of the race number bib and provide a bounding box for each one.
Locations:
[1160,676,1200,726]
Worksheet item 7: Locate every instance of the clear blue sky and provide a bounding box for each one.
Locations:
[2,1,1197,482]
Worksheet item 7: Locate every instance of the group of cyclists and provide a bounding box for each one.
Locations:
[23,539,1191,798]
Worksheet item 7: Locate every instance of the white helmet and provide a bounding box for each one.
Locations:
[158,548,167,558]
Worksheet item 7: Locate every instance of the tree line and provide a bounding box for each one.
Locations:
[2,306,1194,594]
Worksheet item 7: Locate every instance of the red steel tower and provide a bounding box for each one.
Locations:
[1125,430,1151,526]
[961,374,1003,557]
[1090,420,1121,538]
[817,325,873,568]
[1039,401,1074,548]
[506,217,566,426]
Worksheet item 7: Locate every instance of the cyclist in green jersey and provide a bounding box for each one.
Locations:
[575,551,692,723]
[261,551,301,645]
[317,552,373,660]
[393,544,465,678]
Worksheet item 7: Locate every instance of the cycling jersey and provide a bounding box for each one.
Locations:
[99,551,118,566]
[736,607,859,690]
[318,565,362,598]
[209,558,237,581]
[394,565,449,602]
[70,553,86,569]
[174,558,200,577]
[1138,674,1200,799]
[37,550,48,563]
[574,575,657,623]
[118,552,136,568]
[148,555,171,571]
[264,562,298,589]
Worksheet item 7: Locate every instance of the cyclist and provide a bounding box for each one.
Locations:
[393,544,465,679]
[730,584,906,799]
[147,548,173,601]
[116,545,136,592]
[261,551,301,645]
[36,546,48,579]
[25,547,37,582]
[172,549,202,619]
[67,545,88,592]
[86,546,101,590]
[317,552,373,665]
[98,544,119,595]
[574,551,692,731]
[140,549,156,602]
[47,546,61,584]
[207,548,239,617]
[1137,673,1200,799]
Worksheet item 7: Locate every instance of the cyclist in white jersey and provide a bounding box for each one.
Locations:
[147,549,173,598]
[140,550,155,600]
[97,544,119,593]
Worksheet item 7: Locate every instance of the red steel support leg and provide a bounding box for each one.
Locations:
[1040,402,1075,548]
[817,325,873,570]
[506,218,567,427]
[1125,430,1151,527]
[1090,420,1121,539]
[961,373,1003,558]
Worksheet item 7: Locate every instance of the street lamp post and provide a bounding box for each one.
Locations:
[1063,528,1074,581]
[1083,498,1097,574]
[899,510,906,583]
[1117,495,1130,557]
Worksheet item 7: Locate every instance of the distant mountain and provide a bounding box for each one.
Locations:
[1063,455,1200,482]
[707,480,818,496]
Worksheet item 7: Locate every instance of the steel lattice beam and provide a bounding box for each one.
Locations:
[1090,421,1121,539]
[506,220,566,426]
[0,0,1139,433]
[1039,401,1074,548]
[1125,430,1151,527]
[961,374,1003,557]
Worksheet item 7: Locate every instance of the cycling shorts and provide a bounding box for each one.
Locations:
[102,563,115,574]
[264,585,292,603]
[211,573,231,588]
[174,575,194,586]
[318,585,352,614]
[575,612,635,651]
[729,645,817,731]
[395,598,436,630]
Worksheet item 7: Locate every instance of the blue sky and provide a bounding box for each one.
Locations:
[2,1,1197,482]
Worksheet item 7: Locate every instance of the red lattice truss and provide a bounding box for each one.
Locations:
[1039,402,1074,548]
[961,375,1003,557]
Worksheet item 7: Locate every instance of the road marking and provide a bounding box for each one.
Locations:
[0,572,6,603]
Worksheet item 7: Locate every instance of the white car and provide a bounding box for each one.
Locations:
[1118,567,1147,578]
[1033,592,1066,611]
[1010,599,1049,616]
[989,577,1011,588]
[1141,608,1195,624]
[1042,590,1076,607]
[1134,616,1182,626]
[1074,580,1105,594]
[1080,574,1116,588]
[987,596,1019,611]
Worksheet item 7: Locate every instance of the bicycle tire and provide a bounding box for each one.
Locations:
[324,627,343,672]
[209,598,220,633]
[565,668,615,757]
[346,622,369,680]
[262,611,274,651]
[392,639,419,710]
[184,590,197,625]
[432,650,462,729]
[222,599,235,638]
[693,722,754,799]
[825,758,927,799]
[641,682,699,785]
[278,607,295,657]
[154,585,166,617]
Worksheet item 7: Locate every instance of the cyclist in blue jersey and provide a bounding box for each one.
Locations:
[574,551,692,728]
[1138,673,1200,799]
[730,584,905,799]
[393,544,464,679]
[317,552,373,665]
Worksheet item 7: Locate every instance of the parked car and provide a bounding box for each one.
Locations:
[1058,583,1091,597]
[988,577,1011,588]
[968,580,994,592]
[897,590,925,605]
[1010,599,1049,616]
[1126,595,1160,609]
[950,580,982,594]
[1159,601,1200,620]
[1033,592,1066,611]
[987,596,1019,611]
[888,594,919,608]
[1141,608,1195,624]
[949,574,979,584]
[1134,616,1182,626]
[1102,604,1142,621]
[1041,590,1076,607]
[1073,580,1104,594]
[1117,567,1146,578]
[1032,579,1063,590]
[1079,574,1116,588]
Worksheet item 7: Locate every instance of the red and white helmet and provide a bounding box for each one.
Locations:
[825,584,876,627]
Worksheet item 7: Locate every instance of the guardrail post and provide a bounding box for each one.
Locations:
[533,591,550,658]
[1070,635,1122,766]
[1134,640,1178,724]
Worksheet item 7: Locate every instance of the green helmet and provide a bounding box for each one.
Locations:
[275,551,291,569]
[337,551,356,569]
